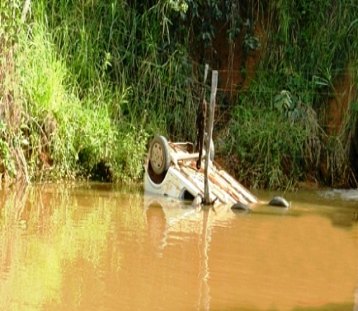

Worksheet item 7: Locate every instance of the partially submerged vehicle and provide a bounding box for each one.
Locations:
[144,135,289,210]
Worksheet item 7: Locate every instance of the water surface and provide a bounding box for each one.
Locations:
[0,183,357,311]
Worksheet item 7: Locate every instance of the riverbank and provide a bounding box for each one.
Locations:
[0,1,357,190]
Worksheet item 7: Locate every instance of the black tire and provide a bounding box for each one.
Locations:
[149,135,171,175]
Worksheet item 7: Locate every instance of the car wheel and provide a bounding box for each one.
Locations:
[149,135,171,175]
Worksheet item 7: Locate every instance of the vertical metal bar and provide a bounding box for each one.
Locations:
[204,64,209,83]
[21,0,32,22]
[204,70,218,204]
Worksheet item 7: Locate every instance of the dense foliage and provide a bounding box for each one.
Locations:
[1,0,187,182]
[223,0,358,188]
[0,0,357,188]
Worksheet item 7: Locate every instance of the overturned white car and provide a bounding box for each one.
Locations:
[144,135,289,210]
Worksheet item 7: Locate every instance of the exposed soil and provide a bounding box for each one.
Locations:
[197,17,358,188]
[321,66,358,185]
[210,20,266,98]
[325,67,356,135]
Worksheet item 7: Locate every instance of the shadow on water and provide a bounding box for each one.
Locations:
[0,183,357,311]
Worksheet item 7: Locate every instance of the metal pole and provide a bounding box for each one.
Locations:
[21,0,32,22]
[204,64,209,83]
[204,70,218,205]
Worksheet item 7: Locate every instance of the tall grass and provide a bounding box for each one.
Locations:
[223,0,358,188]
[17,21,149,181]
[0,0,22,181]
[0,1,157,182]
[223,91,310,189]
[0,0,201,183]
[37,0,197,140]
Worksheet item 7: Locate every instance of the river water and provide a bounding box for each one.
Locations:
[0,183,357,311]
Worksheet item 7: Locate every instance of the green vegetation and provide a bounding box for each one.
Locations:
[220,0,358,188]
[225,103,307,189]
[0,0,357,188]
[0,0,199,183]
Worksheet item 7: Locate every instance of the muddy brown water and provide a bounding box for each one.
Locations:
[0,183,357,311]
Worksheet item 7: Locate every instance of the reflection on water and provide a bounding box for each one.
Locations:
[320,189,358,201]
[0,183,357,311]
